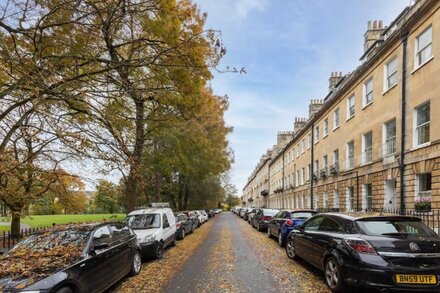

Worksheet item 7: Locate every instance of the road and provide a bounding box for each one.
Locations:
[163,212,331,293]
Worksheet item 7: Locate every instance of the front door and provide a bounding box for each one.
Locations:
[384,179,396,210]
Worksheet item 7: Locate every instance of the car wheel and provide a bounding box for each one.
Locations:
[155,242,164,259]
[55,287,73,293]
[181,229,186,239]
[278,232,285,247]
[325,257,348,293]
[267,227,272,238]
[129,251,142,276]
[286,238,297,260]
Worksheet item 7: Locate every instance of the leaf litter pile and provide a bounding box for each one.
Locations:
[237,219,330,293]
[111,220,215,293]
[0,224,91,290]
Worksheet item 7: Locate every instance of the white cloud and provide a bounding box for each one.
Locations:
[235,0,268,18]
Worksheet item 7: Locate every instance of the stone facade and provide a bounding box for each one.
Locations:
[242,0,440,212]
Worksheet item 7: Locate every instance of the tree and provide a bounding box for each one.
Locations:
[93,180,123,214]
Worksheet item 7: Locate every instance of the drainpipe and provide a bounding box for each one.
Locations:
[268,163,271,209]
[310,123,315,210]
[356,171,360,211]
[400,30,409,214]
[282,153,285,209]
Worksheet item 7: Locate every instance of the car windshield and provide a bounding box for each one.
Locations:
[125,214,160,229]
[9,229,90,253]
[263,209,278,216]
[356,219,437,237]
[291,212,315,219]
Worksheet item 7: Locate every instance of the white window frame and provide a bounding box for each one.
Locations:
[413,101,430,147]
[333,189,340,209]
[384,57,398,92]
[346,141,354,169]
[301,139,305,154]
[347,95,355,119]
[362,78,373,107]
[363,183,373,210]
[323,118,329,137]
[323,192,328,208]
[315,126,320,143]
[414,25,433,69]
[382,119,396,157]
[333,108,340,129]
[308,133,312,149]
[362,131,373,165]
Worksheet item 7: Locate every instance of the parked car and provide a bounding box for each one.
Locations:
[286,213,440,292]
[0,222,141,293]
[247,208,259,224]
[239,208,249,219]
[194,210,206,224]
[200,210,209,222]
[251,208,279,231]
[125,204,176,259]
[267,210,317,246]
[175,213,194,240]
[181,211,200,228]
[205,209,214,218]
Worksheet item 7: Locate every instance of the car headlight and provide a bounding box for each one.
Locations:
[139,234,156,243]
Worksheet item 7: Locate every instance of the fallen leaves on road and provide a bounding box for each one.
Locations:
[194,226,240,293]
[112,220,214,293]
[236,219,330,293]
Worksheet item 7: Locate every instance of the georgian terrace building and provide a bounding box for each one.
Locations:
[242,0,440,212]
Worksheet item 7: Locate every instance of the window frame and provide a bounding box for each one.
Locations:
[362,78,373,107]
[333,108,340,130]
[384,57,398,92]
[347,95,355,119]
[414,25,433,69]
[414,101,431,147]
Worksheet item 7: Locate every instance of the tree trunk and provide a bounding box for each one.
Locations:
[126,167,138,213]
[184,184,190,210]
[11,210,21,238]
[155,172,161,202]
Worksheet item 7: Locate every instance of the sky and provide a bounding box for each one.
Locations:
[195,0,410,194]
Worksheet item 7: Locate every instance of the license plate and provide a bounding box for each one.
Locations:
[395,274,437,285]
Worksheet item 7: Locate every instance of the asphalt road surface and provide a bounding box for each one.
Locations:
[163,212,330,293]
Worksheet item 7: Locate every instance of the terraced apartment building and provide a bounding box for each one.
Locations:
[242,0,440,212]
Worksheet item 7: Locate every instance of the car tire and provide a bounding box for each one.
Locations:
[155,242,164,259]
[129,251,142,276]
[55,287,73,293]
[181,229,186,239]
[286,238,297,260]
[278,232,285,247]
[324,257,348,293]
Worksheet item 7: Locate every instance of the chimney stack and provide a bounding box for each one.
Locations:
[294,117,307,133]
[364,20,385,53]
[309,99,324,118]
[277,131,294,147]
[329,72,343,91]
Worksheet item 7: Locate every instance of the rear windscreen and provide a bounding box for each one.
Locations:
[356,219,437,237]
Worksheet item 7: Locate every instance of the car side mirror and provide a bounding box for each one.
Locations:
[293,224,304,231]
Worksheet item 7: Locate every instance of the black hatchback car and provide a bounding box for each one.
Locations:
[175,213,194,239]
[0,222,141,293]
[286,213,440,292]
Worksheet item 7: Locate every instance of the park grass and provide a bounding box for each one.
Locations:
[0,214,126,230]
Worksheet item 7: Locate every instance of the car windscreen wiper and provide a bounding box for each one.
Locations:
[381,232,409,237]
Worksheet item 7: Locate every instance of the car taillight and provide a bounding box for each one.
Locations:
[344,238,377,255]
[285,219,293,226]
[262,216,270,221]
[176,223,181,228]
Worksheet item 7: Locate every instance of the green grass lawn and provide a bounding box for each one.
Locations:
[0,214,126,230]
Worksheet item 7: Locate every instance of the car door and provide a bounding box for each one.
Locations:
[274,211,287,236]
[314,217,345,270]
[294,216,324,265]
[269,211,283,235]
[109,223,132,278]
[162,213,174,246]
[79,225,116,292]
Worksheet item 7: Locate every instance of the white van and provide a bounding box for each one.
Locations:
[125,203,176,259]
